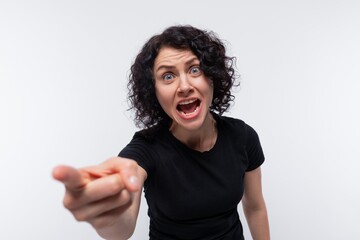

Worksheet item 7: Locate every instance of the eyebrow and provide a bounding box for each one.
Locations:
[154,57,199,73]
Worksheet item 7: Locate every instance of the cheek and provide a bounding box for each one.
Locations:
[155,86,172,109]
[203,81,214,101]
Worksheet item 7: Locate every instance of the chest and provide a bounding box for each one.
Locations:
[145,141,248,220]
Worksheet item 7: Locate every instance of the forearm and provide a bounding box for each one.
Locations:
[243,203,270,240]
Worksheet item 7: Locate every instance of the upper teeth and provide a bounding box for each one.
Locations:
[179,99,196,105]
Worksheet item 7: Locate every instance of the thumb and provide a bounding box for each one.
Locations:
[101,158,142,192]
[124,174,141,192]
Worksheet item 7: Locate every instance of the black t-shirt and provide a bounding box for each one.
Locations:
[119,113,265,240]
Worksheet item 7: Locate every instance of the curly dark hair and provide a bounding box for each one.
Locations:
[128,25,237,129]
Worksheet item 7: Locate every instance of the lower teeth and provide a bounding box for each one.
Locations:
[181,106,199,116]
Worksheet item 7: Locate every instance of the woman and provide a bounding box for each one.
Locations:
[53,25,270,240]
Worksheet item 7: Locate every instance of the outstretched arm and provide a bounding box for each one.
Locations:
[52,157,147,240]
[242,167,270,240]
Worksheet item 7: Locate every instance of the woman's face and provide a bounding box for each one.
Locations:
[153,47,214,132]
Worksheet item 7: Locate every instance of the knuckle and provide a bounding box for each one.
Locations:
[104,157,117,165]
[123,159,138,170]
[90,217,109,230]
[63,196,76,210]
[73,211,87,222]
[118,189,131,205]
[106,175,123,193]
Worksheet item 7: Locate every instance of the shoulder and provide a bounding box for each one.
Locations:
[217,114,245,126]
[215,113,261,144]
[119,124,169,175]
[135,120,169,141]
[215,113,246,134]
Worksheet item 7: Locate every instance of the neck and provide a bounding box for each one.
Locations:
[170,112,217,152]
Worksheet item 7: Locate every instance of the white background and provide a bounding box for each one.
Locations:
[1,0,359,239]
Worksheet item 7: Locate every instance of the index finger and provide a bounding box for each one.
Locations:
[52,165,88,191]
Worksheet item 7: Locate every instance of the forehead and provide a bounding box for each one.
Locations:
[153,47,198,69]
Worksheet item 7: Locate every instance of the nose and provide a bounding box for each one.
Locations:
[178,74,193,95]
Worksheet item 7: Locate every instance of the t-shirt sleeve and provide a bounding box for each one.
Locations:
[118,132,155,175]
[245,124,265,171]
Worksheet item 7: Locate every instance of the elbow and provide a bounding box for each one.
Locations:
[242,196,267,214]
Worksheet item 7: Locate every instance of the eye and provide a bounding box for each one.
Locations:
[190,66,201,75]
[162,73,174,81]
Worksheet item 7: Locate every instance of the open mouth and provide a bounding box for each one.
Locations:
[176,99,201,116]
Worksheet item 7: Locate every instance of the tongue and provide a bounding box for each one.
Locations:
[179,102,197,114]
